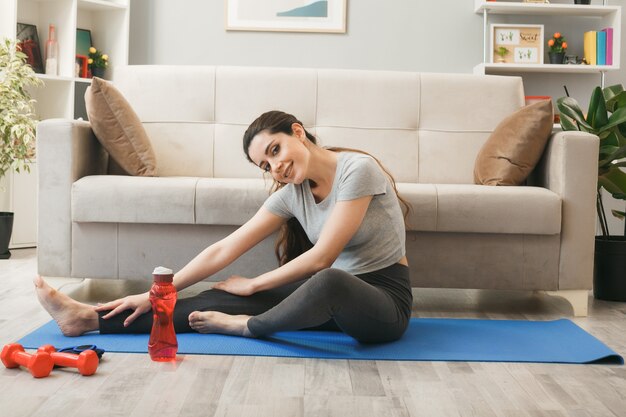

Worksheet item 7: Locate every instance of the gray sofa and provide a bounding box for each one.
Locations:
[37,65,599,315]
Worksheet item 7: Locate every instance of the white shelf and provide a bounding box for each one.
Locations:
[0,0,131,119]
[0,0,129,247]
[35,73,75,82]
[475,1,620,17]
[78,0,128,12]
[476,1,621,79]
[474,63,619,75]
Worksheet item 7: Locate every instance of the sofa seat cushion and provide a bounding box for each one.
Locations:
[195,178,269,225]
[73,176,560,235]
[72,176,270,225]
[399,184,561,235]
[72,176,199,224]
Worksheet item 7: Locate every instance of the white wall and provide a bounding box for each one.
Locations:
[128,0,626,234]
[129,0,482,72]
[128,0,626,106]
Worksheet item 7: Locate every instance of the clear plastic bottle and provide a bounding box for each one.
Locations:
[148,266,178,361]
[44,24,58,76]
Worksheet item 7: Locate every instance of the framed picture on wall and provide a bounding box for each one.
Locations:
[490,24,544,64]
[16,23,44,73]
[225,0,347,33]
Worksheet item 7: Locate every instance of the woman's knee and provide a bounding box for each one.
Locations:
[306,268,355,300]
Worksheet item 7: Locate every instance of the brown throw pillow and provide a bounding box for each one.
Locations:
[85,77,157,176]
[474,99,553,186]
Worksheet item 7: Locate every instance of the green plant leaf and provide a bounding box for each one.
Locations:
[611,210,625,220]
[619,121,626,139]
[599,144,619,157]
[599,106,626,133]
[587,86,609,129]
[559,114,579,131]
[598,167,626,197]
[0,37,43,179]
[556,96,593,131]
[604,85,626,112]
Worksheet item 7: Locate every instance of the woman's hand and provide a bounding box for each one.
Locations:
[94,292,151,327]
[212,275,257,297]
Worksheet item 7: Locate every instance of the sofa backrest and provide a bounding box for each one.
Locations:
[113,66,524,184]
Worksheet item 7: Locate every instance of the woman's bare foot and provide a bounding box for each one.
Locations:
[188,311,253,337]
[34,275,99,337]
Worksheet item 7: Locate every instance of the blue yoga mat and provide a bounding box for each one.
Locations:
[16,318,623,364]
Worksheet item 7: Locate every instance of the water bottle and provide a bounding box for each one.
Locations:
[148,266,178,361]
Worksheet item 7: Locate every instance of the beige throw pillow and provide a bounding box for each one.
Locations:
[473,99,553,186]
[85,77,157,176]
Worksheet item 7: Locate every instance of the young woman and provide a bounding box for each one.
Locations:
[35,111,412,343]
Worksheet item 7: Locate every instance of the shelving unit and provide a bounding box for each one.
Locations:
[0,0,129,120]
[0,0,129,248]
[474,0,621,85]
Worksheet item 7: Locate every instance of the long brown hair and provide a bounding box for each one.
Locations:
[243,110,411,266]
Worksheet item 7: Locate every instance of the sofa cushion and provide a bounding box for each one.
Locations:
[434,184,561,235]
[72,176,198,223]
[85,78,157,176]
[195,178,269,225]
[72,176,560,235]
[473,99,553,186]
[72,176,270,226]
[397,184,560,234]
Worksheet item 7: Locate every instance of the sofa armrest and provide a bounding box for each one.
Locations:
[531,130,599,290]
[37,119,108,277]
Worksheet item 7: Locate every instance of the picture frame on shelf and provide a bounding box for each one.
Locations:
[76,28,92,57]
[490,24,544,65]
[225,0,347,33]
[16,23,44,74]
[75,55,88,78]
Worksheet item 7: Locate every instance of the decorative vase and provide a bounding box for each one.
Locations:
[548,52,565,64]
[0,212,14,259]
[574,0,591,4]
[91,67,106,79]
[593,236,626,302]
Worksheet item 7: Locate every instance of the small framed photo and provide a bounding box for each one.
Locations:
[76,28,93,57]
[491,24,544,64]
[226,0,347,33]
[16,23,44,73]
[75,54,88,78]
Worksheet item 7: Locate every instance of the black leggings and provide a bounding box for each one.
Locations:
[99,263,412,343]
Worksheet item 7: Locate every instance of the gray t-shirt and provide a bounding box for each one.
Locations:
[263,152,406,275]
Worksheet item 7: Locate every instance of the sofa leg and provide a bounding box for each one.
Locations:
[541,290,589,317]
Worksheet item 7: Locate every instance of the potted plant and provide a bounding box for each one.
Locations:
[0,38,43,259]
[557,84,626,301]
[495,46,509,63]
[88,46,108,78]
[547,32,568,64]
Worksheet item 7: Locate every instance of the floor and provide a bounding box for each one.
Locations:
[1,248,625,417]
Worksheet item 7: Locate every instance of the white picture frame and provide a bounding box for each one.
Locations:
[490,24,544,64]
[225,0,347,33]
